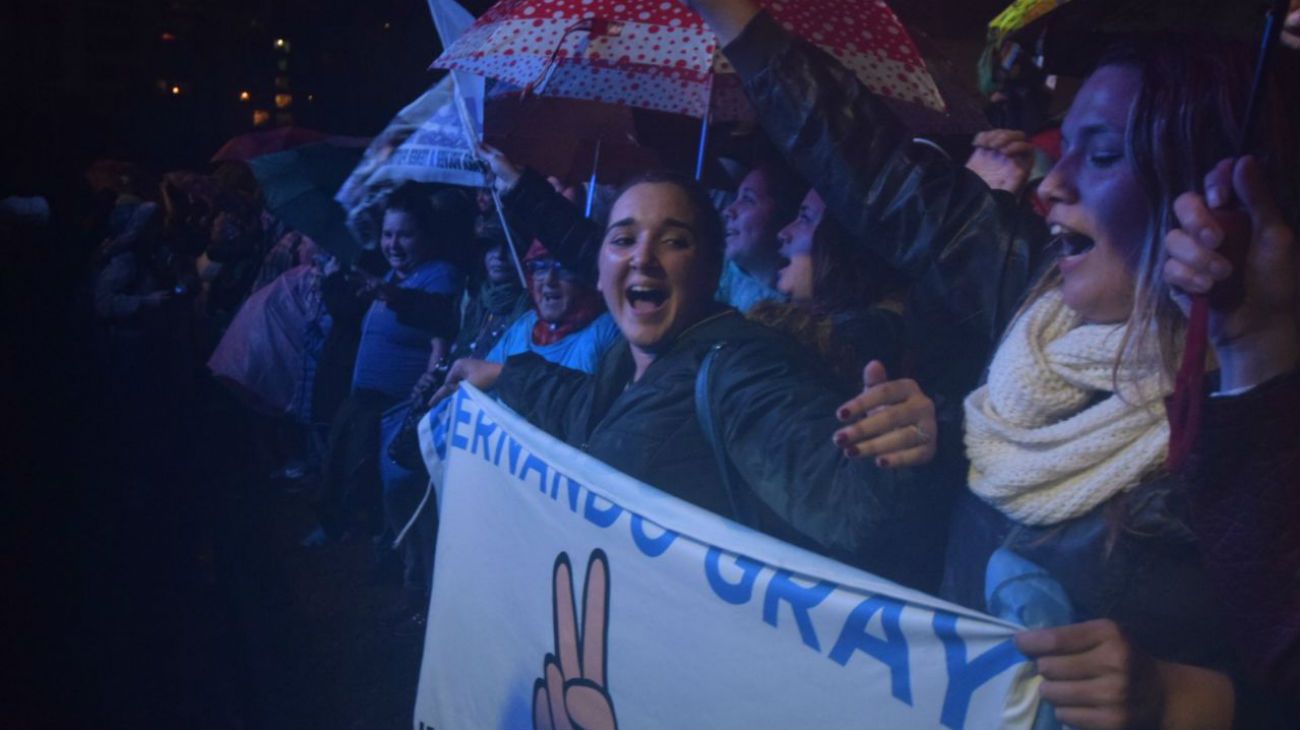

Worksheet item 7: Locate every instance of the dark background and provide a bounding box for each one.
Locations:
[0,0,1005,189]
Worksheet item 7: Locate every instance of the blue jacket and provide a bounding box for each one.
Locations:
[485,310,622,375]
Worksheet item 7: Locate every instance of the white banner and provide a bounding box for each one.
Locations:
[416,386,1041,730]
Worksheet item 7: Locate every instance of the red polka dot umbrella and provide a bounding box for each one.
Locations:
[433,0,945,122]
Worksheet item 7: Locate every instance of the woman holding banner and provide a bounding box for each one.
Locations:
[435,159,944,590]
[681,0,1299,727]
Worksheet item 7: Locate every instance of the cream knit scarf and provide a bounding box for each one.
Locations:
[964,289,1171,526]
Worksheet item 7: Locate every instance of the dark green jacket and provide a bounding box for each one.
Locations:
[496,308,949,589]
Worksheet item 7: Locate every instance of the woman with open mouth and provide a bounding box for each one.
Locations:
[747,187,907,391]
[684,0,1299,726]
[436,149,943,587]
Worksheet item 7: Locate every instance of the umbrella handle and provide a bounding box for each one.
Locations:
[1238,0,1291,154]
[694,73,716,181]
[586,140,601,219]
[694,116,712,182]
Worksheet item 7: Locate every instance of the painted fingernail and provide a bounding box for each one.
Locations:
[842,448,856,459]
[833,433,848,447]
[876,456,890,468]
[837,408,850,421]
[1198,228,1222,248]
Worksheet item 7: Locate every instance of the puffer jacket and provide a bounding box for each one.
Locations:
[722,13,1298,725]
[495,307,948,588]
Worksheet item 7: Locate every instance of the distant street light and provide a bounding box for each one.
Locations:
[171,85,182,95]
[239,90,252,102]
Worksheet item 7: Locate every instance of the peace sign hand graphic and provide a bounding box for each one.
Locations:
[533,550,618,730]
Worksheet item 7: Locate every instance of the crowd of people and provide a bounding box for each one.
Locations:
[5,0,1298,727]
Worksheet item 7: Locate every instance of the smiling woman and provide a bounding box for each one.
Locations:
[434,158,945,587]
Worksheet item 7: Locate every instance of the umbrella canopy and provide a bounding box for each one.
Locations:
[247,143,364,261]
[483,84,726,184]
[434,0,944,121]
[213,127,370,163]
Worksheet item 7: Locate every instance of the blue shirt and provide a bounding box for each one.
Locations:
[715,260,788,313]
[485,310,622,375]
[352,259,463,398]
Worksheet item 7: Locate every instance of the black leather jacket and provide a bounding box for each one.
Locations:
[725,12,1054,447]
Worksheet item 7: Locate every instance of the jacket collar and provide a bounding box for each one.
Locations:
[585,305,742,435]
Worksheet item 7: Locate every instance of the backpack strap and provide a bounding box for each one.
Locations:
[694,342,757,527]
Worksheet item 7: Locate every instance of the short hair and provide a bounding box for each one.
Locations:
[384,184,476,263]
[747,157,807,232]
[610,171,726,277]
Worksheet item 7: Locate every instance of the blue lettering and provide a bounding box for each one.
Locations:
[562,476,582,512]
[828,595,912,706]
[470,410,497,459]
[933,612,1025,730]
[449,389,471,450]
[492,431,508,466]
[704,547,763,605]
[505,437,523,475]
[583,492,622,528]
[762,571,835,651]
[519,454,549,492]
[630,516,678,557]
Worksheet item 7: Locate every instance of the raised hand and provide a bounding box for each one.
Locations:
[831,360,937,468]
[1163,155,1299,390]
[477,143,524,197]
[533,551,617,730]
[965,129,1036,195]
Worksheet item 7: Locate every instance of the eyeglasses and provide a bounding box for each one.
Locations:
[525,258,578,280]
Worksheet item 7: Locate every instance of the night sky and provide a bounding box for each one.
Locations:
[1,0,1005,192]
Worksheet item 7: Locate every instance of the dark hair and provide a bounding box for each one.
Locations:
[748,157,807,231]
[810,211,905,314]
[610,170,727,280]
[383,184,476,264]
